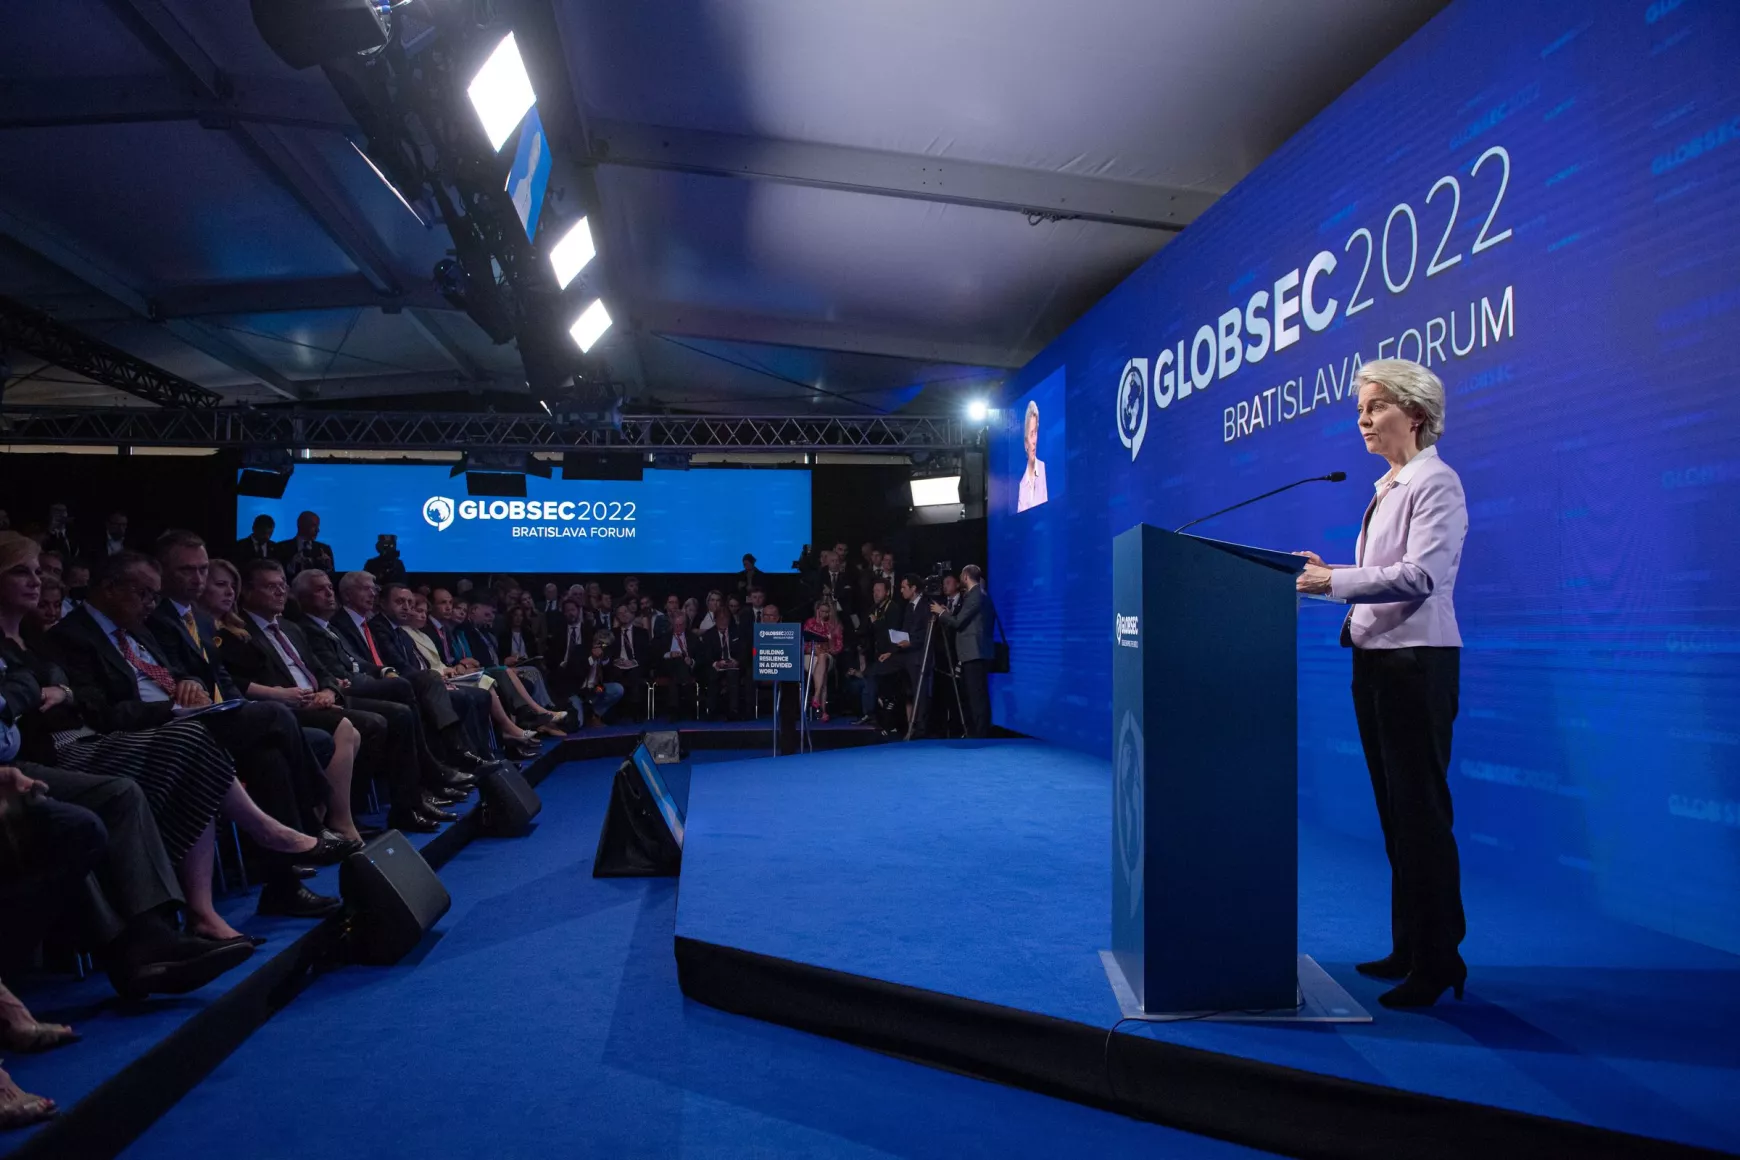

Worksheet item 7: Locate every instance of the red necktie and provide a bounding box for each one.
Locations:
[113,630,176,696]
[267,622,320,690]
[359,617,384,666]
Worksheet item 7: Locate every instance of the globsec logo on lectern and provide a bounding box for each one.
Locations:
[1115,613,1140,649]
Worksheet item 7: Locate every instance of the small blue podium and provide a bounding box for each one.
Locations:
[1105,524,1362,1020]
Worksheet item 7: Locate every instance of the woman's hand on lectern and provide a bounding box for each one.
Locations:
[1296,562,1334,595]
[1294,550,1326,566]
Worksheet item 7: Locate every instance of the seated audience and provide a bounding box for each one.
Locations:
[567,632,624,726]
[607,604,651,720]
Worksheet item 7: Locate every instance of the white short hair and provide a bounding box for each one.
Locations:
[1024,399,1039,427]
[1355,358,1445,448]
[338,570,375,597]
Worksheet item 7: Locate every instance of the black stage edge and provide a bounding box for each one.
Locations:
[674,936,1730,1160]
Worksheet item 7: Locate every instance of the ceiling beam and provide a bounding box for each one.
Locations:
[0,75,351,132]
[0,196,303,400]
[109,0,403,295]
[405,308,486,380]
[636,302,1029,369]
[588,119,1221,232]
[19,277,452,323]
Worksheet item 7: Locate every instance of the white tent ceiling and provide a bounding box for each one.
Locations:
[0,0,1447,414]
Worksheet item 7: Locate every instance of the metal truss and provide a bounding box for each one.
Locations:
[0,297,222,408]
[0,407,973,452]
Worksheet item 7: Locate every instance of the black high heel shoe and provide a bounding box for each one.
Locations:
[1355,954,1410,981]
[1378,964,1467,1009]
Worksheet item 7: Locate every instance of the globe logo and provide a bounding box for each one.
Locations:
[422,496,455,532]
[1114,710,1145,921]
[1116,358,1148,461]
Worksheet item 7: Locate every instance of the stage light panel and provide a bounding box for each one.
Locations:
[910,475,961,507]
[467,32,535,151]
[550,217,595,288]
[966,399,989,422]
[569,299,612,352]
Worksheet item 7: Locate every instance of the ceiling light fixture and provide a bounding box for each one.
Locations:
[549,216,595,289]
[467,32,536,151]
[568,299,612,352]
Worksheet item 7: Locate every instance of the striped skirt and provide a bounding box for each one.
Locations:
[55,720,237,867]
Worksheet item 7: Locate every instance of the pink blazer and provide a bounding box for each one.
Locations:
[1329,445,1467,649]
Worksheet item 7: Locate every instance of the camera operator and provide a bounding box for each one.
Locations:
[931,564,994,738]
[365,534,405,585]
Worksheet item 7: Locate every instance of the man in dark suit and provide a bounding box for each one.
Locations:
[226,557,448,835]
[45,552,345,918]
[856,578,902,726]
[700,607,748,719]
[606,602,651,721]
[733,553,767,598]
[230,514,276,565]
[43,501,78,563]
[380,587,501,757]
[289,568,482,791]
[148,530,242,702]
[86,510,132,563]
[932,564,995,738]
[895,573,939,738]
[651,612,702,721]
[272,510,334,580]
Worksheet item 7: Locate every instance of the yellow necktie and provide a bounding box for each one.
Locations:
[183,609,208,661]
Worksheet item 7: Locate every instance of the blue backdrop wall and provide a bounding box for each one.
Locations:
[987,0,1740,952]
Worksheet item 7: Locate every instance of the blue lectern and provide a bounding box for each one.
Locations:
[1110,524,1304,1013]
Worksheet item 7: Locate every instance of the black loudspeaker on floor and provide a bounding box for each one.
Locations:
[593,758,682,877]
[338,830,452,965]
[479,761,543,837]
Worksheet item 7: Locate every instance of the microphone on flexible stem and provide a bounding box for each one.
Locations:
[1173,472,1348,534]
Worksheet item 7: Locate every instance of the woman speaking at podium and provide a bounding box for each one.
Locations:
[1295,358,1468,1010]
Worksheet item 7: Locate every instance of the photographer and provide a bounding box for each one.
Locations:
[931,564,994,738]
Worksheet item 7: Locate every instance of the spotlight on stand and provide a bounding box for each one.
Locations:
[909,475,962,508]
[966,398,990,423]
[549,217,595,289]
[467,32,536,151]
[568,299,612,352]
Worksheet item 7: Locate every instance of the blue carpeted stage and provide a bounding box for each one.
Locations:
[674,740,1740,1158]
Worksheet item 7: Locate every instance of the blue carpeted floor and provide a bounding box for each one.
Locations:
[114,756,1271,1160]
[674,741,1740,1153]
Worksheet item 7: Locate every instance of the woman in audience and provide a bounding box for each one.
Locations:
[498,604,541,667]
[197,558,252,638]
[682,597,702,632]
[698,590,725,633]
[801,597,844,722]
[0,534,322,945]
[32,580,64,632]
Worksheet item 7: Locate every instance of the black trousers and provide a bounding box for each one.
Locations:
[960,659,991,738]
[1351,646,1465,971]
[0,786,109,967]
[200,701,326,839]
